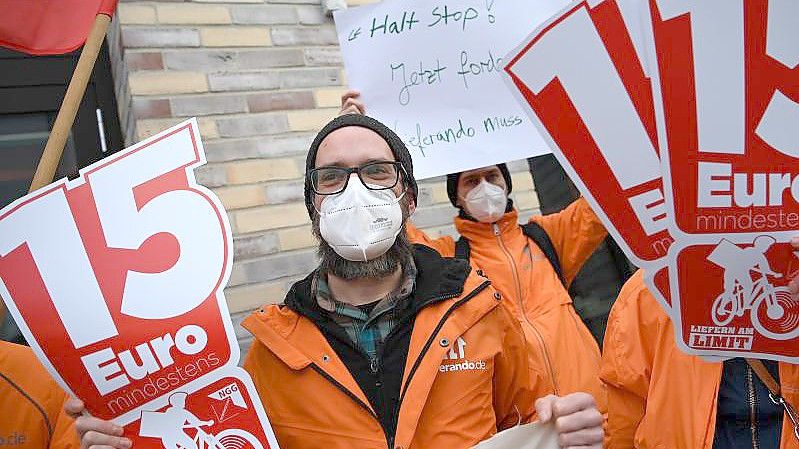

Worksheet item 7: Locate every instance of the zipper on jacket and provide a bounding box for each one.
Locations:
[307,281,489,449]
[309,364,378,421]
[0,371,54,442]
[747,365,759,449]
[388,280,491,449]
[493,223,560,394]
[372,343,388,444]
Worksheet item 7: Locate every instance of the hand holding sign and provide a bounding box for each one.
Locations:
[341,90,367,116]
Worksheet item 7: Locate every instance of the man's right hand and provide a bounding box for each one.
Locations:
[340,90,365,116]
[65,398,132,449]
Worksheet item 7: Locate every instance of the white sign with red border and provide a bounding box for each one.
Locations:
[645,0,799,361]
[503,0,799,361]
[502,0,674,309]
[0,119,280,445]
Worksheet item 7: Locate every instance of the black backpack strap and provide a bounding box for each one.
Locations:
[454,237,471,260]
[521,222,566,288]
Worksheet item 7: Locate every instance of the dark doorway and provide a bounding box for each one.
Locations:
[0,41,123,209]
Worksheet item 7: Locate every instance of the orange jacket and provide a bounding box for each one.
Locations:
[407,197,607,409]
[601,270,799,449]
[0,341,79,449]
[241,248,549,449]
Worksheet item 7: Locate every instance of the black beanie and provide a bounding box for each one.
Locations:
[446,163,513,207]
[304,114,418,217]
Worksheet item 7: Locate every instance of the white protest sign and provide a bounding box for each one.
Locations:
[334,0,570,179]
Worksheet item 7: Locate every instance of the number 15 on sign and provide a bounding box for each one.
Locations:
[0,119,238,424]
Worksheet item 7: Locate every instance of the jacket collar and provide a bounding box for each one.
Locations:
[283,244,471,321]
[455,207,523,243]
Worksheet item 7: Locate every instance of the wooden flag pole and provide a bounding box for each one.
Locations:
[0,14,112,330]
[29,13,111,191]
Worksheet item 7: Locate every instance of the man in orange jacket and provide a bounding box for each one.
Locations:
[0,340,80,448]
[69,114,603,448]
[341,91,608,411]
[601,262,799,449]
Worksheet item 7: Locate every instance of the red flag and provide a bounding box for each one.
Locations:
[0,0,118,55]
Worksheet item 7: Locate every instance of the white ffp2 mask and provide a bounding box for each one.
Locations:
[318,178,404,262]
[462,180,507,223]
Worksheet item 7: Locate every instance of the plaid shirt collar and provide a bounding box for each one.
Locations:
[314,259,417,324]
[313,259,417,358]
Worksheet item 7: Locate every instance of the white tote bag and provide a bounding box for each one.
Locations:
[471,422,559,449]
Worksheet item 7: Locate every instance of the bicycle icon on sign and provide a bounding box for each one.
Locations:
[184,423,263,449]
[139,392,264,449]
[708,236,799,340]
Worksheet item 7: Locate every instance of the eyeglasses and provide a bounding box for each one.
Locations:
[309,161,404,195]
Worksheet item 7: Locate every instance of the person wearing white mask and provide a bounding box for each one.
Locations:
[67,114,604,449]
[341,91,611,414]
[461,175,508,223]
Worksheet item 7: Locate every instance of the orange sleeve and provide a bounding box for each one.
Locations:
[0,341,81,449]
[599,273,657,449]
[529,197,607,286]
[492,301,541,429]
[405,221,456,257]
[243,341,271,406]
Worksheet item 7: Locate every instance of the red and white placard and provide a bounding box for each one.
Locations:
[646,0,799,360]
[650,0,799,243]
[503,1,672,268]
[503,0,674,312]
[0,119,280,443]
[667,237,799,360]
[504,0,799,360]
[126,367,279,449]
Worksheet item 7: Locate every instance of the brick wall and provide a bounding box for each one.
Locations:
[111,0,542,350]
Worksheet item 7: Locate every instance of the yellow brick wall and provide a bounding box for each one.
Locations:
[112,0,543,330]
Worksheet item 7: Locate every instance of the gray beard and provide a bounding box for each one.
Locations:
[312,198,414,280]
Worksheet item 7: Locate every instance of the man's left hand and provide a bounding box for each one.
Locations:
[535,393,603,448]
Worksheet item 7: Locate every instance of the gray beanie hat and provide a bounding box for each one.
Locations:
[304,114,418,217]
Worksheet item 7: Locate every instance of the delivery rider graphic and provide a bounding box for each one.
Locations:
[151,392,213,449]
